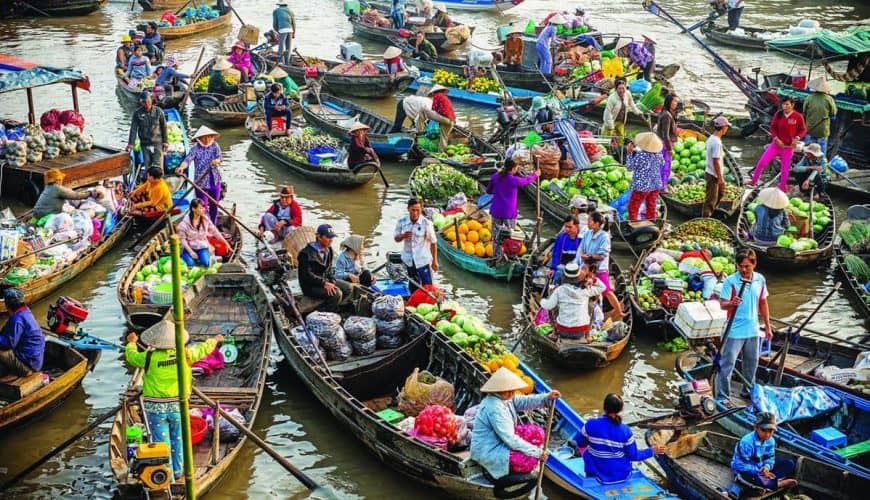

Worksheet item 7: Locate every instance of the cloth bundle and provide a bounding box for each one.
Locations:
[397,368,456,416]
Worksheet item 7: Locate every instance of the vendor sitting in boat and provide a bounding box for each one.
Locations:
[125,45,152,82]
[227,40,254,83]
[264,83,293,139]
[347,122,380,169]
[258,186,302,243]
[0,288,44,383]
[469,367,560,481]
[142,22,164,63]
[791,142,828,197]
[335,235,374,286]
[412,32,438,60]
[430,3,453,29]
[383,46,406,75]
[177,199,230,268]
[576,394,666,483]
[539,262,605,343]
[116,34,134,73]
[298,224,354,312]
[732,412,798,493]
[549,215,582,284]
[207,58,237,95]
[752,187,790,245]
[33,168,94,219]
[154,55,189,93]
[129,166,173,216]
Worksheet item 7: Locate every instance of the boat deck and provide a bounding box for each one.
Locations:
[674,454,731,492]
[305,103,394,135]
[829,170,870,199]
[3,145,130,189]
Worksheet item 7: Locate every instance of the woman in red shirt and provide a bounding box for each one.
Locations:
[749,97,806,191]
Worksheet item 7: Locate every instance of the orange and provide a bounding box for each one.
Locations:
[485,243,494,258]
[487,360,500,373]
[444,228,457,242]
[521,376,535,394]
[458,223,469,235]
[467,220,482,232]
[519,244,527,256]
[474,242,486,257]
[467,230,479,244]
[479,228,492,242]
[463,242,476,254]
[504,353,520,366]
[502,356,518,370]
[484,220,492,231]
[459,232,467,243]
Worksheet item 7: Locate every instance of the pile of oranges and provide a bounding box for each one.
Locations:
[486,353,535,394]
[444,219,494,258]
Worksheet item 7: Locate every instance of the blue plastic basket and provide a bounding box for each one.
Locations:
[307,145,338,165]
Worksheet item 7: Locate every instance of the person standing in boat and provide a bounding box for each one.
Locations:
[126,92,167,170]
[391,0,406,30]
[0,288,44,382]
[703,116,731,218]
[717,248,772,403]
[32,168,93,219]
[727,0,745,31]
[656,93,679,192]
[802,77,838,155]
[602,79,644,147]
[264,83,293,139]
[575,394,666,483]
[412,32,438,61]
[389,94,433,133]
[503,26,525,71]
[347,122,380,169]
[640,34,657,82]
[177,199,230,268]
[124,321,222,482]
[486,158,539,260]
[428,85,455,152]
[272,2,296,66]
[549,215,582,284]
[298,224,353,312]
[258,186,302,243]
[749,97,806,192]
[732,412,798,492]
[116,34,134,74]
[536,14,566,75]
[175,126,223,225]
[469,367,560,481]
[625,132,664,222]
[394,197,439,292]
[576,211,625,321]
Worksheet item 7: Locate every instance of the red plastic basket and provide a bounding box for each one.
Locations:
[190,415,207,445]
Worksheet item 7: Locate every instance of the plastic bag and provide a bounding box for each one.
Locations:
[462,404,479,430]
[351,337,377,356]
[307,311,343,340]
[45,212,74,233]
[343,316,377,341]
[375,317,405,336]
[376,334,405,349]
[292,325,326,360]
[327,341,354,361]
[40,109,62,132]
[70,210,93,240]
[59,110,85,131]
[509,424,545,473]
[396,368,455,416]
[372,295,405,320]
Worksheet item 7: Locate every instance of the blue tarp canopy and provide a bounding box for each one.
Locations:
[0,54,89,93]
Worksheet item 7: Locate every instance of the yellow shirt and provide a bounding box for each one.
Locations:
[133,179,173,211]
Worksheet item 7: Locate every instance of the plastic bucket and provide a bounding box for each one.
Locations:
[791,74,807,88]
[190,415,207,445]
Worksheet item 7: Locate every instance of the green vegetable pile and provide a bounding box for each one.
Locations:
[668,183,742,205]
[134,257,222,290]
[539,155,632,205]
[638,82,664,113]
[410,163,480,205]
[407,301,508,366]
[264,128,339,163]
[844,254,870,283]
[840,221,870,253]
[657,336,689,352]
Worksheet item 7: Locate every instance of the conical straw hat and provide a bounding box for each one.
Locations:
[481,367,529,393]
[141,319,189,350]
[635,132,663,153]
[758,187,789,210]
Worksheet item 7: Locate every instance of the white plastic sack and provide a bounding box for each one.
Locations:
[70,210,93,240]
[45,212,74,233]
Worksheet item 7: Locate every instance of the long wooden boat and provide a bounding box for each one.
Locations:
[0,338,100,431]
[1,213,133,314]
[246,117,380,187]
[676,349,870,480]
[521,238,633,369]
[188,54,271,126]
[407,71,546,108]
[660,125,744,218]
[834,206,870,330]
[646,428,863,499]
[361,0,521,12]
[117,212,243,331]
[0,0,106,17]
[736,186,835,267]
[137,0,187,10]
[349,10,474,51]
[270,53,416,98]
[415,124,501,179]
[115,73,184,109]
[300,92,415,157]
[403,55,553,92]
[109,265,272,497]
[700,22,813,54]
[157,10,232,40]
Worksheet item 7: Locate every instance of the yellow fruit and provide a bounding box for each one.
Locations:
[459,232,467,243]
[452,241,459,248]
[485,243,494,257]
[458,223,469,235]
[503,357,518,370]
[468,220,482,232]
[467,230,479,244]
[479,228,491,242]
[520,244,527,256]
[521,376,535,394]
[463,242,476,254]
[474,242,486,257]
[487,360,499,373]
[484,220,492,230]
[504,353,520,366]
[444,228,457,242]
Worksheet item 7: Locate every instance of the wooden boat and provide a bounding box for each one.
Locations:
[646,428,864,499]
[349,10,474,52]
[407,71,546,108]
[402,54,552,92]
[115,73,184,109]
[521,239,634,369]
[0,338,100,431]
[137,0,187,10]
[834,206,870,329]
[415,124,501,179]
[0,0,106,17]
[828,170,870,200]
[660,125,745,219]
[188,54,271,126]
[270,53,416,98]
[117,212,244,331]
[246,116,381,187]
[736,186,835,267]
[109,265,272,497]
[300,92,415,157]
[157,10,232,40]
[700,22,813,54]
[361,0,521,12]
[676,349,870,480]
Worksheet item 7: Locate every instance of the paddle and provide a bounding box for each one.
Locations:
[769,317,867,349]
[226,1,247,27]
[178,46,206,110]
[191,386,336,497]
[20,1,50,16]
[533,400,557,500]
[682,9,727,34]
[173,0,195,16]
[771,282,841,385]
[0,236,81,271]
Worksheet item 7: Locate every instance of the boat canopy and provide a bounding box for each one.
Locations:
[0,54,90,93]
[766,27,870,61]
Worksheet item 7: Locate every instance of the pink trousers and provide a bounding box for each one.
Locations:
[751,142,794,191]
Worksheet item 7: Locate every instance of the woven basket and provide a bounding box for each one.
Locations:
[282,225,317,267]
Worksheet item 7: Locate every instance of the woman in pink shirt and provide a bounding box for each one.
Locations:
[749,97,806,191]
[227,40,254,83]
[177,199,230,267]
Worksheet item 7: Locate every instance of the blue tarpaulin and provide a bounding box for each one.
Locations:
[751,384,842,424]
[0,54,88,93]
[555,118,591,170]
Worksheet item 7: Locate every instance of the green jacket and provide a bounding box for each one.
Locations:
[803,92,838,138]
[125,339,217,399]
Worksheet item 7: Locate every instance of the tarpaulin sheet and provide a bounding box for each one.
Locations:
[0,54,89,93]
[766,28,870,58]
[750,384,842,424]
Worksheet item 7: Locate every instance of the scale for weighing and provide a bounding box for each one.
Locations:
[219,335,239,364]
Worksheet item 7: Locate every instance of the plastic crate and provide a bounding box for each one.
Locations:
[373,279,410,298]
[376,408,405,424]
[810,427,847,449]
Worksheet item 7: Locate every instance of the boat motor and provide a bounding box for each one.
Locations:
[494,228,525,258]
[129,441,172,491]
[47,296,89,336]
[675,381,717,418]
[256,248,286,286]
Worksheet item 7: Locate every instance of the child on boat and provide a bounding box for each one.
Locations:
[732,412,798,492]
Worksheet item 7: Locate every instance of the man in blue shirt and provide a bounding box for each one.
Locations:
[391,0,406,30]
[732,412,798,492]
[550,215,582,284]
[0,287,44,381]
[717,248,772,401]
[264,83,293,139]
[142,22,164,63]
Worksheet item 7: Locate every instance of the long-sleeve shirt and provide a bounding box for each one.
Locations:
[431,93,455,122]
[264,93,293,130]
[469,393,550,479]
[768,110,806,145]
[128,105,166,147]
[504,36,524,66]
[125,339,216,400]
[413,39,438,59]
[348,134,377,168]
[297,242,335,293]
[550,232,582,270]
[260,199,302,229]
[536,24,557,49]
[732,431,776,475]
[272,6,296,32]
[803,92,838,138]
[142,32,163,51]
[33,183,89,218]
[487,171,538,220]
[155,66,189,87]
[656,110,677,151]
[793,154,828,184]
[0,306,45,372]
[227,50,254,75]
[576,415,653,484]
[335,250,365,280]
[177,216,222,251]
[131,179,173,211]
[627,42,653,68]
[125,55,152,80]
[602,91,642,130]
[182,142,222,189]
[753,205,789,242]
[626,150,664,193]
[540,280,605,328]
[575,228,611,270]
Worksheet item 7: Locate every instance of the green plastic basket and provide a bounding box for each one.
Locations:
[376,408,405,425]
[150,281,174,305]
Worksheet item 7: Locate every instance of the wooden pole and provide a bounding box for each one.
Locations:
[26,88,35,125]
[179,46,206,109]
[533,401,557,500]
[71,84,80,112]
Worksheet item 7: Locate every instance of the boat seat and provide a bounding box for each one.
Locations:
[0,371,45,401]
[296,296,325,315]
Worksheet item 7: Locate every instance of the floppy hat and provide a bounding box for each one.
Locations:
[571,195,588,210]
[549,14,567,24]
[427,84,449,95]
[563,262,581,280]
[713,116,732,128]
[635,132,663,153]
[803,142,823,158]
[341,235,364,255]
[280,185,295,196]
[44,168,65,184]
[481,367,528,393]
[141,319,189,350]
[213,57,233,71]
[268,66,288,79]
[758,187,789,210]
[232,40,247,51]
[808,76,831,93]
[121,34,132,43]
[192,126,219,141]
[165,55,179,67]
[383,46,403,59]
[348,122,371,133]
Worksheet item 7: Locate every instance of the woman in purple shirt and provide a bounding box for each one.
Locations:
[486,158,539,259]
[175,126,223,225]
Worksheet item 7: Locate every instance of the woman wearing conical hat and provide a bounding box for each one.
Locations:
[175,126,223,225]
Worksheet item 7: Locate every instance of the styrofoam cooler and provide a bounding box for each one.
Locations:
[0,230,19,261]
[674,300,727,339]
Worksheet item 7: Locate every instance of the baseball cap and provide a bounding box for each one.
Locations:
[755,412,776,430]
[316,224,337,238]
[714,116,732,128]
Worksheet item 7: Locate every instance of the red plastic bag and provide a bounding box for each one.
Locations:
[160,11,177,24]
[59,110,85,131]
[406,285,444,308]
[40,109,62,132]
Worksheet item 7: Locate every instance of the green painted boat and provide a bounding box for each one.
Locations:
[435,234,527,281]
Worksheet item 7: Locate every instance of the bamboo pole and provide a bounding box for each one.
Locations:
[171,234,196,499]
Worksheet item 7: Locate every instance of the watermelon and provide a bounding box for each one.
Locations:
[777,235,793,248]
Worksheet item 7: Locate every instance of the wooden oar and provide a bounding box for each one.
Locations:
[226,1,247,26]
[178,46,206,109]
[173,0,195,15]
[0,236,81,270]
[533,401,557,500]
[191,386,336,497]
[769,317,867,349]
[771,282,841,385]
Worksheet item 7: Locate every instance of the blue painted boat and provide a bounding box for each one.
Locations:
[364,0,523,12]
[521,364,679,499]
[677,351,870,480]
[300,92,415,157]
[408,72,544,108]
[162,107,194,209]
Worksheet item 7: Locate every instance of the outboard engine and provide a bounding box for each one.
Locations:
[675,381,718,418]
[47,296,88,336]
[256,248,285,286]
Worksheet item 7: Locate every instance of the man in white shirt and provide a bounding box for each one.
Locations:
[390,95,436,133]
[704,116,731,217]
[394,197,439,291]
[728,0,745,31]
